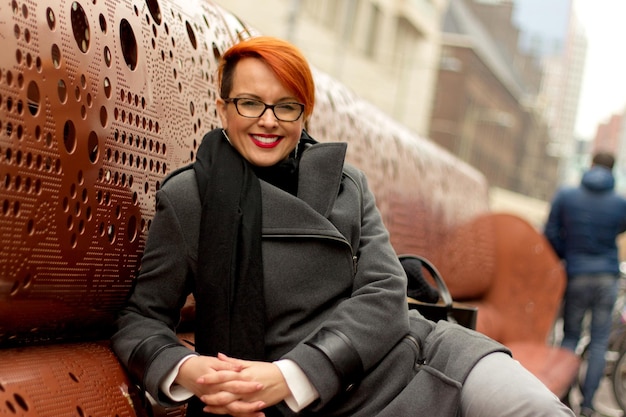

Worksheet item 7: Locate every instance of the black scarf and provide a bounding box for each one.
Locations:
[188,129,314,417]
[192,128,265,360]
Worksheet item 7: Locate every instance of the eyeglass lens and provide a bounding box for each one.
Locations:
[231,98,303,121]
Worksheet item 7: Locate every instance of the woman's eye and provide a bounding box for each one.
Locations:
[277,103,297,111]
[240,99,262,108]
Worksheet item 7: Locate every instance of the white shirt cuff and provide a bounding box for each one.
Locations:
[160,354,196,402]
[274,359,319,412]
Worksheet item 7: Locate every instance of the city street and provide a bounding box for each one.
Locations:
[569,377,623,416]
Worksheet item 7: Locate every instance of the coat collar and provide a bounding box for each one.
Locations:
[297,141,347,216]
[260,141,348,236]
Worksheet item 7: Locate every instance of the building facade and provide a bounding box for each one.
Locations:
[210,0,449,137]
[210,0,575,203]
[429,0,560,201]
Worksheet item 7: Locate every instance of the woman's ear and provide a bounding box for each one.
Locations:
[216,97,228,129]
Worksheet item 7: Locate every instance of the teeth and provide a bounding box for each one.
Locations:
[252,135,278,144]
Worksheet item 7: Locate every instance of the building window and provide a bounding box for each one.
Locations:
[364,3,380,58]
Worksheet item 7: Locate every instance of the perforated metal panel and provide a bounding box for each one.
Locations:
[0,0,489,415]
[0,0,247,345]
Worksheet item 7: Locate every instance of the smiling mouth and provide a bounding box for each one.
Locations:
[251,134,282,148]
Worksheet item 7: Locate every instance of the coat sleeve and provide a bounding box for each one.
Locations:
[111,173,198,406]
[283,168,411,408]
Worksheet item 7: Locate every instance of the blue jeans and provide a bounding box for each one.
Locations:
[560,273,619,409]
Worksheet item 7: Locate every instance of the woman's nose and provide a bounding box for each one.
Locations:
[258,107,279,126]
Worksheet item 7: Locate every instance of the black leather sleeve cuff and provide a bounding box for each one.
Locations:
[127,334,184,389]
[305,328,364,391]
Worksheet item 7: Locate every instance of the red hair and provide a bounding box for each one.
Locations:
[218,36,315,118]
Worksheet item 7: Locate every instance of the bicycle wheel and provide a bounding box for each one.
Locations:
[612,348,626,413]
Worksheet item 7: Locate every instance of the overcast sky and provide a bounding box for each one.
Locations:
[574,1,626,138]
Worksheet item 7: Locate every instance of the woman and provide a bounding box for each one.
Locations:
[112,36,573,417]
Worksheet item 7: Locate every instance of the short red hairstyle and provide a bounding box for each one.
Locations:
[218,36,315,119]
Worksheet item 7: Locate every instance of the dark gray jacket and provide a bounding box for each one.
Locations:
[112,141,507,416]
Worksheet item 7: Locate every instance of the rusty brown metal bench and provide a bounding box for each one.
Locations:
[428,212,580,399]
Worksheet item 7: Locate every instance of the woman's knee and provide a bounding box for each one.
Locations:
[460,352,574,417]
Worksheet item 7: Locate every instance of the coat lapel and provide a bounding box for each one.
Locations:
[260,142,348,238]
[297,142,347,217]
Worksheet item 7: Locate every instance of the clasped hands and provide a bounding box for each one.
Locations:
[176,353,291,417]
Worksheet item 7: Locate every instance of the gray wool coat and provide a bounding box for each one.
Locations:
[112,140,508,417]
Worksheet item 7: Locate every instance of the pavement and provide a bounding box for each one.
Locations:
[569,376,623,417]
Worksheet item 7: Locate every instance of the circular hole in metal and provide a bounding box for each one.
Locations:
[9,281,20,298]
[88,131,99,163]
[146,0,161,25]
[63,120,76,153]
[186,21,197,49]
[14,393,28,411]
[104,46,111,67]
[27,81,40,116]
[46,7,56,30]
[99,13,107,33]
[120,19,138,70]
[71,2,90,53]
[100,106,108,127]
[107,224,116,243]
[23,273,32,288]
[128,215,138,242]
[51,44,61,68]
[103,77,111,98]
[212,42,221,61]
[57,79,67,103]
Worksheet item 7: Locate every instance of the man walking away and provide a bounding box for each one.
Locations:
[545,151,626,417]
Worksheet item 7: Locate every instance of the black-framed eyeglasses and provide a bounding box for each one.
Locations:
[224,97,305,122]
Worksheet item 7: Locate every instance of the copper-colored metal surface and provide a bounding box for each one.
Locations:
[0,0,493,415]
